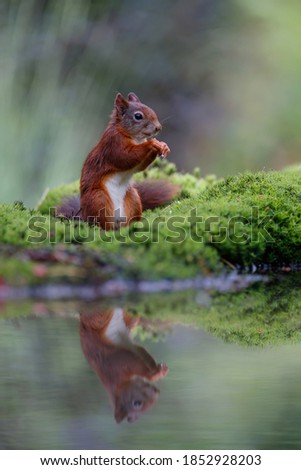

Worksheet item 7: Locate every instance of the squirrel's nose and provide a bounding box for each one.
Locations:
[155,123,162,133]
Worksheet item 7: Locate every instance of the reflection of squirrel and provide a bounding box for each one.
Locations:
[58,92,179,230]
[80,308,168,423]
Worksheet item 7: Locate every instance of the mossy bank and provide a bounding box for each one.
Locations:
[0,162,301,285]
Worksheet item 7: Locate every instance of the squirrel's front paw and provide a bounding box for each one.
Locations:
[158,362,169,377]
[153,139,170,158]
[159,142,170,158]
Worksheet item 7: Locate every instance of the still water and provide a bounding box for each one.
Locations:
[0,300,301,450]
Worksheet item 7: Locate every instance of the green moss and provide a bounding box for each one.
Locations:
[1,165,301,283]
[198,169,301,264]
[0,257,37,286]
[0,202,37,246]
[38,180,79,214]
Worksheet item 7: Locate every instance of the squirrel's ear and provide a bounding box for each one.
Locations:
[128,92,141,103]
[114,400,127,423]
[115,93,128,114]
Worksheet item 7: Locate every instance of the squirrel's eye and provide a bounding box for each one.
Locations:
[132,400,143,409]
[134,112,143,121]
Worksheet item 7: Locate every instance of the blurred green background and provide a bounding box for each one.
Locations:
[1,0,301,207]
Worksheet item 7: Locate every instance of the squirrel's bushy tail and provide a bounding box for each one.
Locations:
[57,180,180,219]
[57,195,81,219]
[133,180,180,210]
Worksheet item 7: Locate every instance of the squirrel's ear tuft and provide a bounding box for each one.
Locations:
[128,92,141,103]
[114,400,127,423]
[115,93,128,114]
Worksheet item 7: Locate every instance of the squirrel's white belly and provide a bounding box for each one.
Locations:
[105,171,133,222]
[105,308,132,345]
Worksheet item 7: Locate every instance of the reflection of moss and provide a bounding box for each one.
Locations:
[132,325,171,343]
[1,275,300,346]
[1,165,301,282]
[127,274,301,346]
[0,300,34,318]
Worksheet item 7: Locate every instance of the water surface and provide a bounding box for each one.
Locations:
[0,301,301,450]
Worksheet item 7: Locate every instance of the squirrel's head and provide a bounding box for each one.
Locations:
[114,377,160,424]
[113,92,162,143]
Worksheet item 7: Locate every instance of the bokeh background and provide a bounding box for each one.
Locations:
[1,0,301,207]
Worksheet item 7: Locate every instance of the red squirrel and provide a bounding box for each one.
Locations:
[80,307,168,423]
[58,92,179,230]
